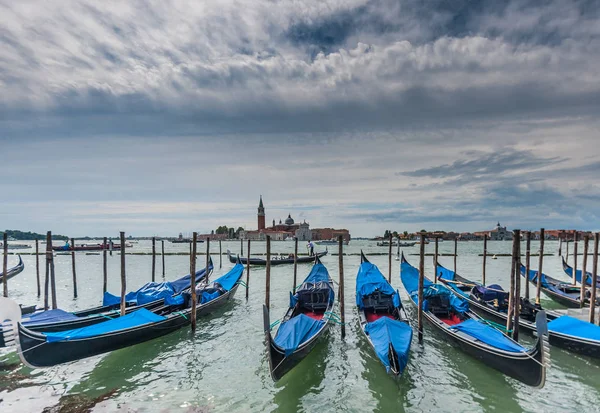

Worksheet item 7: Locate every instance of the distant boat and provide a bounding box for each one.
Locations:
[377,241,416,247]
[227,249,327,266]
[315,239,345,245]
[52,243,129,252]
[0,243,31,250]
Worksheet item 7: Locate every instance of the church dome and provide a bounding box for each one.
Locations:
[285,214,295,225]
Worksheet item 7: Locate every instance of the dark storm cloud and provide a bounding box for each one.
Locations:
[398,149,564,180]
[0,0,599,136]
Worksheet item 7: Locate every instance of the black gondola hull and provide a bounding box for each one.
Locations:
[17,314,190,367]
[418,308,546,387]
[228,250,327,266]
[548,332,600,358]
[266,324,330,381]
[438,273,600,359]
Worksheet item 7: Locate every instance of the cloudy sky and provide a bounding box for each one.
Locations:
[1,0,599,237]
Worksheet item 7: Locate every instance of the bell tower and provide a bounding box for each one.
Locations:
[258,195,266,230]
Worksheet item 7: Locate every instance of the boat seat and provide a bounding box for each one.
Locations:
[362,291,395,313]
[296,282,332,312]
[426,294,451,317]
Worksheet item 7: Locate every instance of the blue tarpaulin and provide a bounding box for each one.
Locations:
[102,264,212,307]
[273,314,324,356]
[24,309,79,325]
[451,319,526,352]
[304,262,331,284]
[520,264,551,289]
[563,264,600,288]
[44,308,166,343]
[356,260,401,309]
[364,316,412,373]
[434,264,471,298]
[213,263,244,291]
[435,264,456,283]
[401,260,468,314]
[549,315,600,341]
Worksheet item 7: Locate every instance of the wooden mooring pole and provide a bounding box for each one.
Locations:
[205,238,210,283]
[454,237,458,274]
[338,235,346,338]
[49,232,57,309]
[512,229,521,342]
[434,237,439,283]
[35,239,41,297]
[581,235,589,308]
[507,231,518,334]
[245,239,251,300]
[265,236,271,309]
[44,232,51,310]
[161,240,165,277]
[120,232,126,316]
[219,240,222,269]
[525,232,531,299]
[388,233,392,283]
[191,232,197,331]
[109,238,113,256]
[152,237,156,282]
[566,237,570,264]
[103,237,108,294]
[590,232,599,325]
[482,234,488,285]
[536,229,545,305]
[417,233,426,343]
[2,231,7,297]
[241,238,243,257]
[293,237,298,293]
[71,238,78,299]
[573,230,578,285]
[558,234,563,257]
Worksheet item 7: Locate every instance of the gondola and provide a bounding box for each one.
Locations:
[562,256,600,288]
[227,249,327,266]
[436,260,600,359]
[400,254,548,388]
[357,252,412,376]
[4,261,245,367]
[0,255,24,283]
[263,256,335,381]
[0,261,213,348]
[519,263,597,308]
[52,243,128,252]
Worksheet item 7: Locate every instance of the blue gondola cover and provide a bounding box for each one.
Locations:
[102,265,212,307]
[401,261,468,314]
[435,264,456,282]
[44,308,167,343]
[356,261,400,309]
[451,319,525,352]
[563,264,600,288]
[364,317,412,373]
[213,263,244,291]
[24,309,79,325]
[548,315,600,341]
[273,314,324,356]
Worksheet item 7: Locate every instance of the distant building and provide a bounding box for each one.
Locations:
[474,222,513,241]
[239,197,350,241]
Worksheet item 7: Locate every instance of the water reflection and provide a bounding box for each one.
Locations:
[272,337,330,413]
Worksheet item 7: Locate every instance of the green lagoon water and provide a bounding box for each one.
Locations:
[1,240,599,412]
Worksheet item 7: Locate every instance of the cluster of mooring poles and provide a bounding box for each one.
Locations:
[3,228,599,339]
